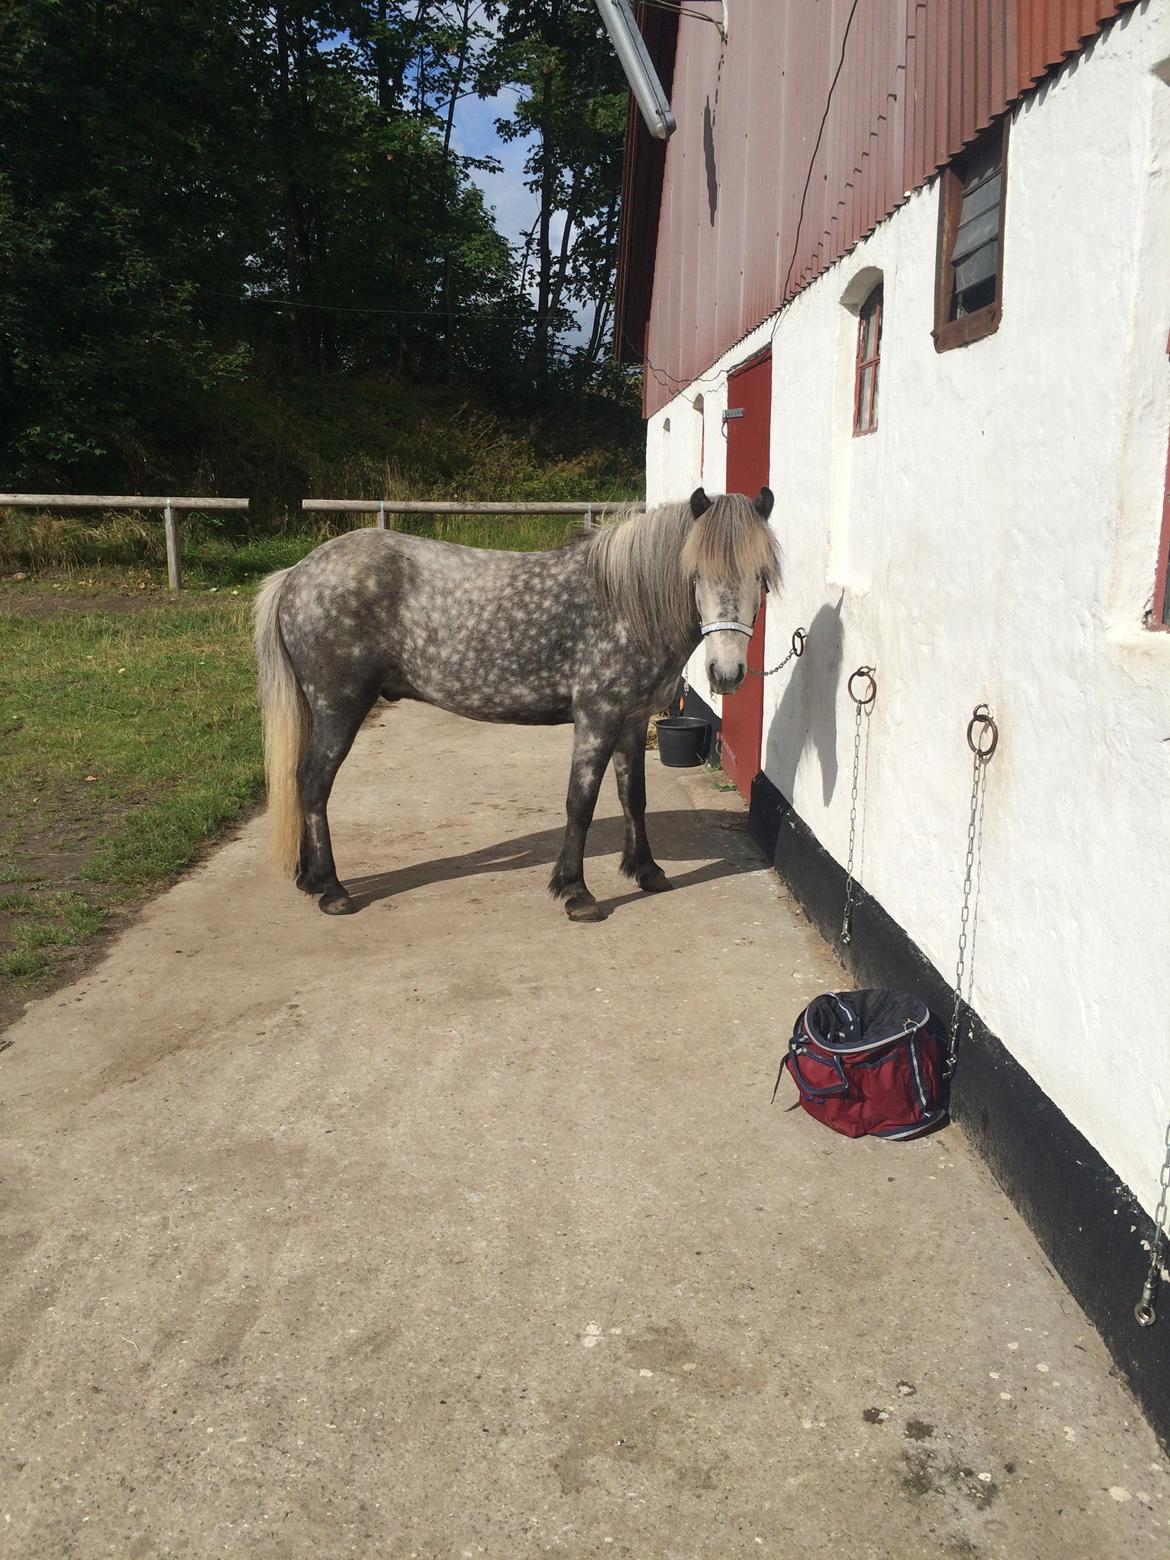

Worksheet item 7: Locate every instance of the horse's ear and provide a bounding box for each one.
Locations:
[689,487,711,519]
[755,486,775,521]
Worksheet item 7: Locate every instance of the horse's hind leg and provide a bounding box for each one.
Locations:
[613,717,672,893]
[296,692,376,915]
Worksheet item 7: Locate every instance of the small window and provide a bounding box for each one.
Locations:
[853,284,883,435]
[934,119,1008,352]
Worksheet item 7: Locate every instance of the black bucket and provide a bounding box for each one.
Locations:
[655,716,711,767]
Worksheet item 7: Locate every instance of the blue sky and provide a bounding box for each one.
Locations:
[453,89,588,342]
[451,89,539,251]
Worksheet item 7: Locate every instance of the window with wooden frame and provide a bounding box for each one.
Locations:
[853,283,883,435]
[934,119,1008,352]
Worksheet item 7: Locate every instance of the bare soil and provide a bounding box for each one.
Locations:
[0,586,184,619]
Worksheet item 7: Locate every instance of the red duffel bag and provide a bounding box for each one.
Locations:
[776,989,947,1140]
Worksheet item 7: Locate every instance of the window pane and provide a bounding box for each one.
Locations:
[858,288,882,362]
[954,238,998,295]
[952,205,1000,264]
[859,311,874,361]
[856,364,875,432]
[958,170,1001,223]
[954,271,998,317]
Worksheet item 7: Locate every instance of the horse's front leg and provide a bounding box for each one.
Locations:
[550,716,622,922]
[613,717,673,894]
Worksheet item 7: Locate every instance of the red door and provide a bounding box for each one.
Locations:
[719,351,772,798]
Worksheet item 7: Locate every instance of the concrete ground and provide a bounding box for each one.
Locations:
[1,704,1167,1560]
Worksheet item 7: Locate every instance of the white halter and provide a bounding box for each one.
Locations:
[696,582,757,638]
[700,618,754,637]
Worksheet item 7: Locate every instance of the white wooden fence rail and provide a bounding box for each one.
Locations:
[0,493,249,590]
[0,494,639,591]
[301,498,631,530]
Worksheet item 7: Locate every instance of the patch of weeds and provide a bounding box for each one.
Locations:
[0,889,105,982]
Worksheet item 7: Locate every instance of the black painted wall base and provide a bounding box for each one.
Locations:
[746,769,1169,1448]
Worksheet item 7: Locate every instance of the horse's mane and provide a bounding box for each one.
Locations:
[586,494,781,652]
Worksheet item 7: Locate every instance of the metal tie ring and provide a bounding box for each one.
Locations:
[791,627,807,658]
[847,666,877,708]
[967,703,999,759]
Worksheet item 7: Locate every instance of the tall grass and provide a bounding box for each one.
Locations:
[0,506,592,590]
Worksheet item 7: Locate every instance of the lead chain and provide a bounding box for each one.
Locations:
[747,627,807,677]
[946,706,998,1079]
[840,667,876,948]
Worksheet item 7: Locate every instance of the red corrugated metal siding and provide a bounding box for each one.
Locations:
[638,0,1130,414]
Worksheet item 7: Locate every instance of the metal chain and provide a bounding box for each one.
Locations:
[840,703,864,946]
[840,667,877,947]
[1135,1107,1170,1326]
[747,627,807,677]
[673,623,806,766]
[946,706,999,1078]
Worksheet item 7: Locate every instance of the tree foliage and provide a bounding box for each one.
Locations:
[482,0,627,376]
[0,0,639,504]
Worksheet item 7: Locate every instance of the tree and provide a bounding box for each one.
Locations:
[0,0,636,499]
[482,0,626,377]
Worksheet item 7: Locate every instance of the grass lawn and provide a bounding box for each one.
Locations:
[0,509,589,1028]
[0,594,261,1021]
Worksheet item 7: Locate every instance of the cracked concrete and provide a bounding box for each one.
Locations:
[1,703,1167,1557]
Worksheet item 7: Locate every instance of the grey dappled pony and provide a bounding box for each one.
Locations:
[254,487,780,920]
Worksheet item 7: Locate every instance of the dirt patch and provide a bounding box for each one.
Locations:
[0,795,132,1034]
[0,807,260,1038]
[0,588,183,619]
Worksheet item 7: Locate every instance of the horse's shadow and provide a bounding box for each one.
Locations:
[343,807,760,915]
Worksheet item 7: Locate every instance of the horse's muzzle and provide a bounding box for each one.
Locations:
[708,661,747,696]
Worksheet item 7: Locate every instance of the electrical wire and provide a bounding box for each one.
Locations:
[640,0,727,30]
[773,0,864,325]
[623,0,874,399]
[208,290,560,323]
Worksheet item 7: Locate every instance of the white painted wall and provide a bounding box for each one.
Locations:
[646,4,1170,1218]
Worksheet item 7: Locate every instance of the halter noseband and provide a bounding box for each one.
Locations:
[696,581,758,639]
[700,618,755,637]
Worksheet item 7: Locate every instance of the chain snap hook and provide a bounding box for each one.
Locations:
[1135,1232,1164,1326]
[1134,1117,1170,1327]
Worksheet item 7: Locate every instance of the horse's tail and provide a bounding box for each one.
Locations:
[254,568,309,879]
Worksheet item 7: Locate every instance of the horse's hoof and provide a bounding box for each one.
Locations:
[637,866,674,893]
[565,893,605,923]
[318,890,355,915]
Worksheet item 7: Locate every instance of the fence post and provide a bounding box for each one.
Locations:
[585,505,593,532]
[164,499,182,591]
[377,502,387,530]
